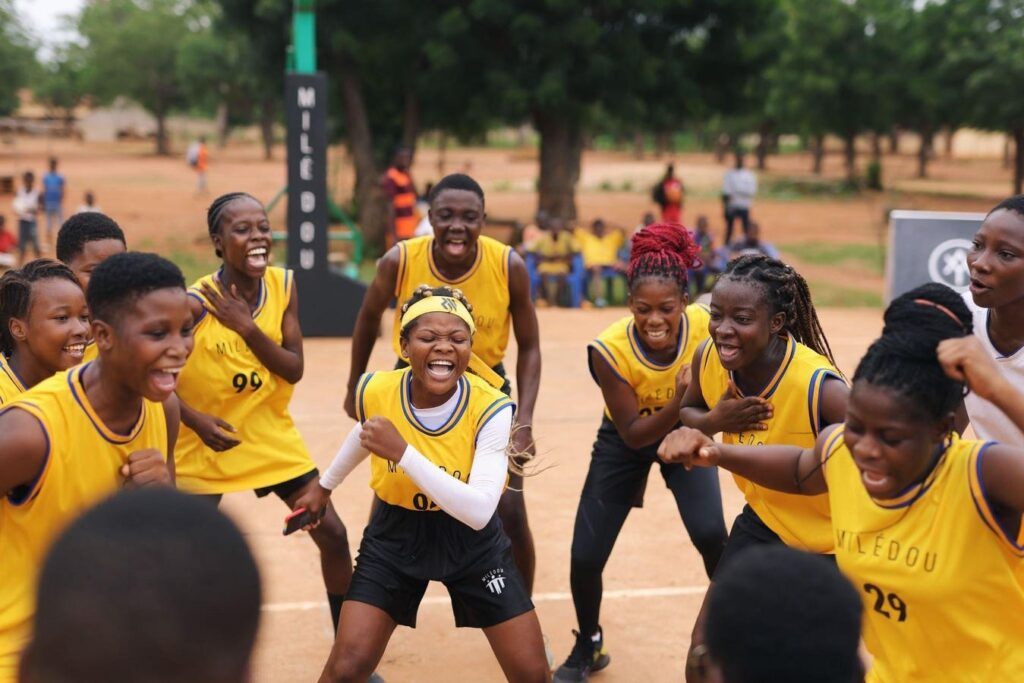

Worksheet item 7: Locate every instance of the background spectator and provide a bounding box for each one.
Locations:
[41,158,64,248]
[576,218,624,307]
[76,191,102,214]
[531,216,577,306]
[382,146,417,246]
[721,153,758,245]
[690,215,725,295]
[0,216,15,269]
[729,221,780,260]
[653,163,685,224]
[12,172,41,263]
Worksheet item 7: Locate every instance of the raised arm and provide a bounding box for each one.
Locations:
[508,252,541,426]
[344,248,401,419]
[590,347,687,449]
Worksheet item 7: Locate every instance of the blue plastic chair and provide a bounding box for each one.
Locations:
[524,252,586,307]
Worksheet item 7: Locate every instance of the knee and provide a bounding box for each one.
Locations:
[512,658,553,683]
[310,510,350,555]
[689,522,727,556]
[321,650,375,683]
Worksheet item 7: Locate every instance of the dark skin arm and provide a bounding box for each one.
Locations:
[508,253,541,428]
[657,424,833,496]
[678,343,774,435]
[344,248,401,419]
[162,393,180,484]
[0,409,49,497]
[200,277,304,384]
[178,297,242,451]
[590,347,689,450]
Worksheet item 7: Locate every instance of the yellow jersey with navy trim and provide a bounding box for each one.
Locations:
[0,356,27,405]
[174,267,315,494]
[700,334,842,553]
[0,364,167,681]
[588,305,710,418]
[821,429,1024,682]
[354,368,515,511]
[392,235,512,368]
[82,340,98,364]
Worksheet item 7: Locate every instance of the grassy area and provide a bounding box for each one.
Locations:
[759,176,860,200]
[167,250,220,285]
[780,241,886,275]
[806,280,883,308]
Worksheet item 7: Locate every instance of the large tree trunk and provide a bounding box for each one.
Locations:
[216,102,230,148]
[437,131,448,178]
[918,128,934,179]
[654,130,671,158]
[632,131,645,160]
[888,127,900,154]
[339,60,387,252]
[811,133,825,175]
[871,132,882,162]
[534,112,582,222]
[714,132,731,163]
[401,87,419,153]
[259,97,275,161]
[1013,127,1024,195]
[1004,134,1012,170]
[944,127,956,158]
[154,110,169,156]
[756,121,772,171]
[843,133,857,184]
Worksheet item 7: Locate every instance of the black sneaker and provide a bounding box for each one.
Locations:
[553,627,610,682]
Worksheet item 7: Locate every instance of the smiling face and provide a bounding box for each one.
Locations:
[843,381,949,499]
[400,312,472,404]
[708,279,784,370]
[93,288,194,401]
[213,197,271,278]
[966,208,1024,309]
[67,238,127,292]
[429,189,484,265]
[628,277,688,354]
[11,278,90,373]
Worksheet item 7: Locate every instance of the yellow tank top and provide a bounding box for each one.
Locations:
[354,368,514,511]
[392,236,512,368]
[0,356,26,405]
[588,305,710,418]
[0,364,167,681]
[822,429,1024,682]
[173,267,314,494]
[700,335,842,552]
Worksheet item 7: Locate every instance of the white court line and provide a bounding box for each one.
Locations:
[262,584,708,613]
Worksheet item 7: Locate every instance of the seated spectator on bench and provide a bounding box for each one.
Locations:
[576,218,624,307]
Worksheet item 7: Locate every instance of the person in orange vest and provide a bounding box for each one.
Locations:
[382,146,418,247]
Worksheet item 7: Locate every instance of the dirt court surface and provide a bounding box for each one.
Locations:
[230,306,883,682]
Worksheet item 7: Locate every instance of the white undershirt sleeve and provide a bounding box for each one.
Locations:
[398,406,512,530]
[319,423,370,491]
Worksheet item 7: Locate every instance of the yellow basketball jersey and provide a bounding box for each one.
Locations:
[392,236,512,368]
[588,305,710,418]
[700,335,842,552]
[0,356,26,405]
[354,368,514,511]
[822,429,1024,682]
[0,364,167,680]
[173,267,314,494]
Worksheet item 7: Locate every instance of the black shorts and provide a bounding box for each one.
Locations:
[581,416,683,508]
[394,358,512,397]
[715,504,837,576]
[254,468,319,499]
[347,498,534,628]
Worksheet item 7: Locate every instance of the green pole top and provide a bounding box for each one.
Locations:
[292,0,316,73]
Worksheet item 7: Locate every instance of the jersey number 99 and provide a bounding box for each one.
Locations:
[233,371,263,393]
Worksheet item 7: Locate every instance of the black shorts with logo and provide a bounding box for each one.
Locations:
[346,497,534,628]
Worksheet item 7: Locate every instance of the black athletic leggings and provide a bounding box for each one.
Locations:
[569,418,727,637]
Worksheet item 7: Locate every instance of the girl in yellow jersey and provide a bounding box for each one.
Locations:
[54,212,127,364]
[0,260,89,404]
[300,286,549,683]
[553,224,726,683]
[661,283,1024,682]
[172,192,353,633]
[677,254,848,677]
[0,253,186,682]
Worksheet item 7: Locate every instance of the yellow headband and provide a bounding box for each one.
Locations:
[400,295,505,390]
[401,295,476,335]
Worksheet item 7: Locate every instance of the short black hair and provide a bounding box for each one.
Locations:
[56,212,126,263]
[427,173,484,205]
[23,488,261,683]
[706,546,862,683]
[853,282,972,421]
[989,193,1024,218]
[86,252,185,325]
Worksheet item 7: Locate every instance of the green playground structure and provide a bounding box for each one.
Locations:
[266,185,365,278]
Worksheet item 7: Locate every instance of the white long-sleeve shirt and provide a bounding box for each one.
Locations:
[320,386,512,530]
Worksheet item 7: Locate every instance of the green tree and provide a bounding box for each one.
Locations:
[0,1,37,116]
[77,0,201,155]
[35,47,87,129]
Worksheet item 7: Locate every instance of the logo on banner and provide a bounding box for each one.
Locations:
[927,238,972,292]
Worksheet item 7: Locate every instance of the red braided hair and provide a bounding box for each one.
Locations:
[626,223,702,291]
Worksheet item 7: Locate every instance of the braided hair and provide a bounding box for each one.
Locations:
[398,284,475,339]
[627,223,702,294]
[0,259,82,356]
[718,254,837,368]
[853,283,971,421]
[206,192,262,258]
